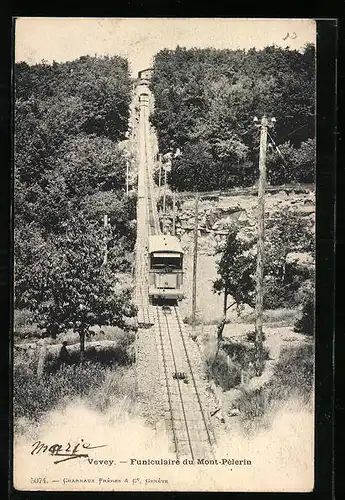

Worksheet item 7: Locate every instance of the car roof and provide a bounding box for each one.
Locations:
[148,234,183,254]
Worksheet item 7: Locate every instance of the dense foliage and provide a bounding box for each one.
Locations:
[14,56,135,349]
[150,45,315,191]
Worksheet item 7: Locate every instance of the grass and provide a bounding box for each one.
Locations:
[43,343,135,374]
[13,324,137,426]
[13,362,105,422]
[202,323,313,434]
[13,309,43,341]
[237,342,314,433]
[240,308,300,326]
[13,361,136,425]
[203,335,270,391]
[89,366,136,414]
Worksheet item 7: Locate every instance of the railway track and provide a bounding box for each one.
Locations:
[142,98,160,236]
[134,82,216,459]
[155,305,215,459]
[133,91,155,326]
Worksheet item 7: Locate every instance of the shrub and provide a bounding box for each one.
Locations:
[268,343,314,404]
[183,315,204,326]
[237,342,314,429]
[13,308,44,341]
[204,339,269,390]
[245,330,267,342]
[44,342,135,374]
[204,346,242,390]
[13,362,105,422]
[294,298,315,336]
[14,308,33,328]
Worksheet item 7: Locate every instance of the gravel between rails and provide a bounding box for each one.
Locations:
[135,312,228,448]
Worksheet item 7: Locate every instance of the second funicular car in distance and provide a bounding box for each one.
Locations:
[148,234,184,303]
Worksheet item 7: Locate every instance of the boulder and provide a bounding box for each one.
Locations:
[298,206,315,216]
[212,215,241,231]
[286,252,314,272]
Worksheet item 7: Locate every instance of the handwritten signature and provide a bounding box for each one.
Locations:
[31,439,107,465]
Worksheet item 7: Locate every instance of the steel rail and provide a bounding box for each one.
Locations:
[155,307,181,458]
[136,83,215,459]
[159,306,195,459]
[142,103,160,236]
[173,306,215,453]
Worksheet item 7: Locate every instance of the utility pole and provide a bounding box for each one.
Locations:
[253,115,276,375]
[172,191,176,236]
[163,165,167,214]
[191,194,199,328]
[158,153,162,201]
[162,158,171,234]
[126,160,129,195]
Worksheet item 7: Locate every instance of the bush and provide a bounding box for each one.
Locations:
[14,308,33,328]
[44,345,134,374]
[204,347,241,390]
[294,298,314,336]
[237,342,314,428]
[13,309,44,341]
[13,362,105,422]
[204,339,269,390]
[269,343,314,403]
[245,330,267,342]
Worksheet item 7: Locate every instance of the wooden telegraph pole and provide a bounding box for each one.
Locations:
[162,158,171,234]
[163,164,167,214]
[126,160,129,195]
[158,153,162,200]
[192,194,199,328]
[254,115,275,375]
[172,191,176,236]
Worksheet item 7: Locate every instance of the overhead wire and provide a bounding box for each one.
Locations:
[274,122,310,143]
[267,130,301,186]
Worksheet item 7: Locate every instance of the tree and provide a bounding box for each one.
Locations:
[264,208,314,308]
[14,55,135,300]
[150,45,315,191]
[213,228,256,318]
[17,219,136,360]
[266,138,315,185]
[213,210,315,320]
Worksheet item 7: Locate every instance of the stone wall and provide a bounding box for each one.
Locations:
[160,188,315,257]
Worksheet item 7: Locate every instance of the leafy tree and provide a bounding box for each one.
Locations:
[15,56,131,141]
[213,228,256,320]
[264,208,314,308]
[14,55,135,340]
[266,138,315,185]
[17,220,136,359]
[150,45,315,191]
[213,209,314,317]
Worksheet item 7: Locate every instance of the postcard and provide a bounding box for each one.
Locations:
[13,17,316,492]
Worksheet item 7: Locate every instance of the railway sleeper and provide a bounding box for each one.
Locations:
[187,428,211,441]
[175,441,194,457]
